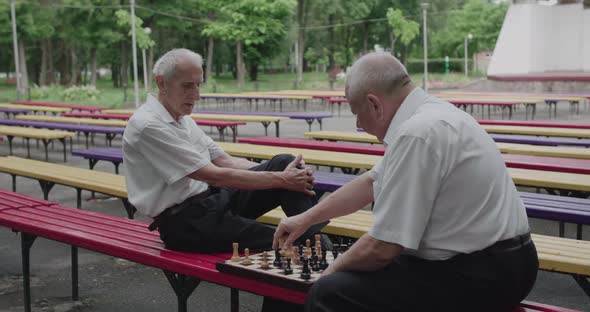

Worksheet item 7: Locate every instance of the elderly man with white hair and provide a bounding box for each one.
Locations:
[123,48,328,261]
[273,52,538,312]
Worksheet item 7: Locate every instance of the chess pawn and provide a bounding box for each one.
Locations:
[283,257,293,275]
[241,248,252,265]
[300,258,311,280]
[260,252,270,270]
[231,242,240,262]
[314,234,321,246]
[292,246,300,265]
[306,239,311,250]
[320,250,329,270]
[273,248,282,268]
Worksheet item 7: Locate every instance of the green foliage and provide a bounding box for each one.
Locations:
[60,85,101,101]
[115,10,155,49]
[386,8,419,46]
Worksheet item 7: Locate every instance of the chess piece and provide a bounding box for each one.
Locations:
[260,252,270,270]
[311,254,320,272]
[306,239,311,250]
[273,248,282,268]
[241,248,252,265]
[300,258,311,280]
[320,250,329,270]
[284,257,293,275]
[231,242,240,262]
[314,234,321,247]
[292,246,300,265]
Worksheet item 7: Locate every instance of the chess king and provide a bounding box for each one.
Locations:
[273,52,538,312]
[123,48,329,312]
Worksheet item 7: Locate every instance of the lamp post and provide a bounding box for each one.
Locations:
[142,27,151,92]
[421,3,429,92]
[464,33,473,77]
[10,0,21,100]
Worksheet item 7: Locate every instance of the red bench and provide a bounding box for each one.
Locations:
[0,190,580,312]
[12,101,105,113]
[326,97,348,116]
[61,112,245,142]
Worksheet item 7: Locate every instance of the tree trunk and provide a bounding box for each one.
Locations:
[206,37,214,83]
[249,63,258,82]
[47,39,55,84]
[90,47,98,86]
[18,40,29,94]
[363,22,369,53]
[121,41,129,95]
[69,46,78,86]
[40,40,48,86]
[111,63,120,87]
[236,41,245,88]
[296,0,306,86]
[147,47,153,90]
[60,41,71,86]
[328,14,335,70]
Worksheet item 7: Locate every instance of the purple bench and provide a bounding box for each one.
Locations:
[490,134,590,147]
[72,147,590,239]
[0,119,124,148]
[0,107,30,119]
[194,110,332,131]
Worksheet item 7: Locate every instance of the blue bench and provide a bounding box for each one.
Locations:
[490,134,590,148]
[0,118,124,148]
[194,110,332,131]
[0,107,30,119]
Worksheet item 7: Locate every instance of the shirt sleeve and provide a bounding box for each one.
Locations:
[204,135,226,160]
[369,135,442,250]
[137,121,212,185]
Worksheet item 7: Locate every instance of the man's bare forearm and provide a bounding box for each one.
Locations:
[328,234,402,273]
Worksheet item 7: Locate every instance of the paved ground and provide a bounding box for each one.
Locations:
[1,97,590,311]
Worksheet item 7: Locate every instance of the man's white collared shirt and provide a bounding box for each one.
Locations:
[123,94,225,217]
[368,88,530,260]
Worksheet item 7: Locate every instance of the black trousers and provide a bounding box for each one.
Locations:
[158,154,326,253]
[305,235,538,312]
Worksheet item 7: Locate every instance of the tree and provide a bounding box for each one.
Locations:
[204,0,295,87]
[386,8,419,56]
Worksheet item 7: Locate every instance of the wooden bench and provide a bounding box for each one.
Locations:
[483,125,590,139]
[0,103,71,114]
[195,110,332,131]
[0,126,75,161]
[61,112,245,142]
[12,100,105,113]
[239,136,590,174]
[0,107,30,118]
[0,119,124,148]
[0,190,577,312]
[15,115,127,128]
[479,120,590,130]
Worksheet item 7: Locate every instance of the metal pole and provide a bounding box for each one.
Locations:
[130,0,140,108]
[142,48,148,92]
[464,36,468,76]
[421,3,429,92]
[10,0,22,100]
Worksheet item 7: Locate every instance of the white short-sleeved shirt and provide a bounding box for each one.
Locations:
[368,87,529,260]
[123,94,225,217]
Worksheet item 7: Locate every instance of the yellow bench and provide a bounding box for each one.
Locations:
[0,126,74,161]
[0,156,132,216]
[0,103,71,114]
[15,115,127,128]
[257,208,590,289]
[483,125,590,139]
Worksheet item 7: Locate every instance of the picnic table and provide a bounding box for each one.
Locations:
[194,110,332,131]
[12,100,105,113]
[0,103,71,114]
[0,107,30,118]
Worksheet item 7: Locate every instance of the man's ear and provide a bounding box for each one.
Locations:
[155,76,166,94]
[367,94,384,119]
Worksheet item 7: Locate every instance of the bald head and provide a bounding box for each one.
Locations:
[345,52,411,104]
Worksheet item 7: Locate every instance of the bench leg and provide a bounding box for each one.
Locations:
[274,121,280,137]
[72,246,79,301]
[41,139,50,161]
[114,162,121,174]
[7,135,14,155]
[121,198,136,219]
[305,119,313,132]
[38,180,55,200]
[573,275,590,297]
[318,119,323,131]
[261,122,270,136]
[26,138,31,158]
[21,233,37,312]
[163,271,201,312]
[231,288,239,312]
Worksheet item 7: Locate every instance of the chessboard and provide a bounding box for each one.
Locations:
[216,247,339,292]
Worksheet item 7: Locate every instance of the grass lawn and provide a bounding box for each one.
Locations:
[0,71,477,109]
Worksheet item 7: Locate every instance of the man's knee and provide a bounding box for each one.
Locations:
[305,273,347,311]
[268,153,295,170]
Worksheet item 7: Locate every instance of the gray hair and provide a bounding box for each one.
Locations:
[153,48,203,80]
[346,52,410,103]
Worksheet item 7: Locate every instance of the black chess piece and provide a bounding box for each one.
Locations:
[311,257,320,272]
[331,245,339,260]
[284,258,293,275]
[320,250,329,270]
[273,249,282,268]
[299,245,305,263]
[300,258,311,280]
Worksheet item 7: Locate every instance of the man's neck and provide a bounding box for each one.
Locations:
[157,94,181,122]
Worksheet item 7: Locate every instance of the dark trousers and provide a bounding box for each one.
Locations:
[305,236,538,312]
[158,154,326,253]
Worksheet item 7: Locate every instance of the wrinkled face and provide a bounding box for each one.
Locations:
[347,88,376,136]
[158,60,202,121]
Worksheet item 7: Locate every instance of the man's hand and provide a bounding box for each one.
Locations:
[272,214,311,249]
[280,154,315,196]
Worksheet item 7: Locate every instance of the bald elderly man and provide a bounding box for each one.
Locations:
[273,52,538,312]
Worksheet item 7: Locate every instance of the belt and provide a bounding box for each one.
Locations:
[469,232,532,257]
[148,189,212,231]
